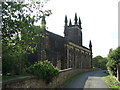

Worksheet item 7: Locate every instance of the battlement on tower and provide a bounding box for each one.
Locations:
[64,13,82,46]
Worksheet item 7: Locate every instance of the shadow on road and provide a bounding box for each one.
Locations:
[90,70,109,77]
[65,70,108,88]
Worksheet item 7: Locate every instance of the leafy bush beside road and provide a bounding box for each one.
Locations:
[106,47,120,77]
[25,60,59,83]
[102,75,119,89]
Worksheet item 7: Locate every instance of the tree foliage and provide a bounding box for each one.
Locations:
[106,47,120,76]
[2,2,51,53]
[92,55,108,70]
[2,1,51,75]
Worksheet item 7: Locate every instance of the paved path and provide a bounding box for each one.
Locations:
[65,70,108,88]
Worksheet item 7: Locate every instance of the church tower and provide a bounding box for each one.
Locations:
[64,13,82,46]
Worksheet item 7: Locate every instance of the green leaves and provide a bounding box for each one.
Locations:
[2,1,51,75]
[2,2,46,54]
[92,56,108,70]
[108,47,120,62]
[107,47,120,76]
[26,60,59,83]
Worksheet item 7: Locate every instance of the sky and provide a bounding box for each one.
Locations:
[36,0,119,57]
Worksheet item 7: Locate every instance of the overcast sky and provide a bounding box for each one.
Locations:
[35,0,119,57]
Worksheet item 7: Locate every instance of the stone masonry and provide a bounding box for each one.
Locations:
[29,13,92,70]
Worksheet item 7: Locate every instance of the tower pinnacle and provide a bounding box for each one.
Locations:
[65,15,68,26]
[74,13,78,25]
[79,17,82,29]
[69,19,72,26]
[41,16,46,25]
[89,40,92,50]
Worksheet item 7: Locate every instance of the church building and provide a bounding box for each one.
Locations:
[29,13,92,70]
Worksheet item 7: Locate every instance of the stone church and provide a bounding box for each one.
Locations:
[29,13,92,70]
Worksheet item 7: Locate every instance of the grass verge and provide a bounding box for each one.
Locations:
[61,69,97,88]
[102,75,120,89]
[2,74,32,81]
[61,71,83,88]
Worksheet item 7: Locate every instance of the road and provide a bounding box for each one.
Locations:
[65,70,108,88]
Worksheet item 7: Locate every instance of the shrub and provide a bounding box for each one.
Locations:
[25,60,59,83]
[107,47,120,77]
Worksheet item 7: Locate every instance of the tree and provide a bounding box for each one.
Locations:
[106,47,120,76]
[2,1,51,75]
[92,55,108,70]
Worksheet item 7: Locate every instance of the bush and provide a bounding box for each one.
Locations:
[107,47,120,77]
[25,60,59,83]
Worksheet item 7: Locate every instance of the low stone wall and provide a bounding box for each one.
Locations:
[2,68,89,88]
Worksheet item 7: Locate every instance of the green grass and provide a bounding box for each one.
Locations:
[61,72,83,88]
[61,69,97,88]
[102,75,120,89]
[2,74,32,81]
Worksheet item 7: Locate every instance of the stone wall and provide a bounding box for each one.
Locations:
[66,42,92,69]
[2,68,89,88]
[64,25,82,46]
[44,30,65,70]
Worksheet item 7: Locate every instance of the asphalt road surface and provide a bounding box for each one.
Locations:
[65,70,108,88]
